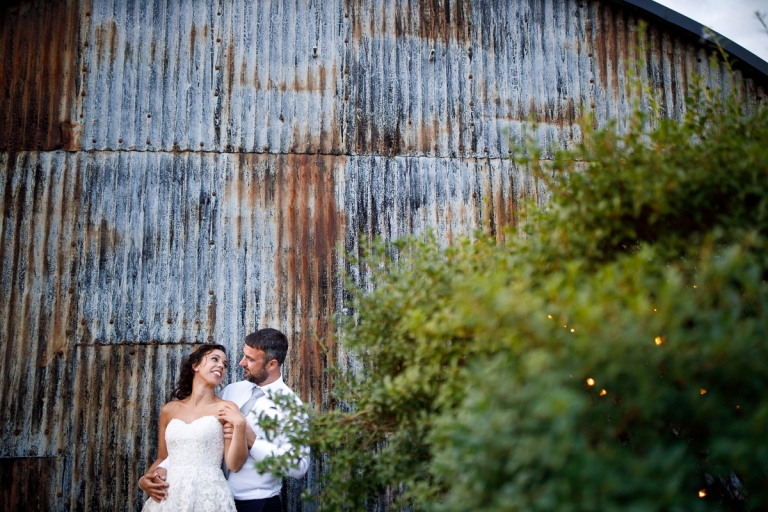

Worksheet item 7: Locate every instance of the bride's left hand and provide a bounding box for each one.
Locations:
[217,401,246,428]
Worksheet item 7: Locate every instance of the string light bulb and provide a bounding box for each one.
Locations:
[699,490,707,498]
[700,389,707,395]
[547,314,552,319]
[586,378,595,386]
[654,336,663,345]
[570,328,575,332]
[599,389,607,396]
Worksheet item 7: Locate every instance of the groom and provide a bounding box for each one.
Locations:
[140,328,309,512]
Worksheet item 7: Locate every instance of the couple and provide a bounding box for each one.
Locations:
[139,328,308,512]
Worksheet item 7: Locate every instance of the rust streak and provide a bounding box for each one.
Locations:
[417,0,472,43]
[354,0,472,43]
[0,0,81,151]
[594,6,609,96]
[242,62,336,93]
[190,23,198,58]
[223,155,329,393]
[227,154,347,403]
[240,58,248,87]
[252,58,261,89]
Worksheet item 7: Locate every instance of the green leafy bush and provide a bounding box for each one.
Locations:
[431,238,768,511]
[266,75,768,510]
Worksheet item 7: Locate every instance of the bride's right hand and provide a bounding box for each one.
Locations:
[217,401,246,428]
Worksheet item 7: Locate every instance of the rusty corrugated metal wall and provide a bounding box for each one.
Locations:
[1,0,765,510]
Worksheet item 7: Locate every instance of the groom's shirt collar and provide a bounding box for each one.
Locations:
[248,375,284,395]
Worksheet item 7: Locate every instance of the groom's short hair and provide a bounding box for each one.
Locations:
[244,328,288,366]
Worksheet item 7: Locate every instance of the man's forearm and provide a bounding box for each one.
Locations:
[245,423,257,449]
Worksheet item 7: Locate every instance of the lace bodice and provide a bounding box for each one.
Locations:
[165,416,224,470]
[142,415,236,512]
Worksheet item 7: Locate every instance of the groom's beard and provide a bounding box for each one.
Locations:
[245,362,269,385]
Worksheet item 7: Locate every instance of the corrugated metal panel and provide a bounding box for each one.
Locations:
[3,0,763,156]
[0,151,349,396]
[0,149,519,509]
[0,0,82,151]
[1,0,766,510]
[68,344,192,510]
[0,457,64,510]
[77,0,344,155]
[342,155,543,247]
[0,151,77,464]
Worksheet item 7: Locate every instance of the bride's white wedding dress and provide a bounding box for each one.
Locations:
[142,415,237,512]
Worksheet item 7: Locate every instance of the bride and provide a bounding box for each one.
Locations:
[142,344,247,511]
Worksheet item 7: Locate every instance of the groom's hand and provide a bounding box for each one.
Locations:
[224,421,257,449]
[139,468,168,502]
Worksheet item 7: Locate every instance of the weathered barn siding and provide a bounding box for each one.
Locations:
[4,0,764,158]
[1,0,766,510]
[0,149,534,510]
[0,0,81,152]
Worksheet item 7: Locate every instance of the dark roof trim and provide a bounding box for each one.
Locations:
[610,0,768,79]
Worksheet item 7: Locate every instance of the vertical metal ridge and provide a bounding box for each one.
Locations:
[1,153,34,454]
[613,5,633,129]
[0,153,18,431]
[23,152,58,451]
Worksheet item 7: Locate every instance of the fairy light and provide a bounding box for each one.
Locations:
[599,389,607,396]
[570,328,575,333]
[654,336,663,345]
[700,389,707,395]
[586,378,595,386]
[547,314,552,319]
[699,490,707,498]
[653,308,657,312]
[693,285,698,289]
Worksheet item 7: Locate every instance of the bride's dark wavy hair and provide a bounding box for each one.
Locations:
[172,344,227,400]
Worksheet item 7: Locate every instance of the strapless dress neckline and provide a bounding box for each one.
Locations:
[168,415,219,426]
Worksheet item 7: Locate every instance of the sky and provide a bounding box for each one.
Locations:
[653,0,768,62]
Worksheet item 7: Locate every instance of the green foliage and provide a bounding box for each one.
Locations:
[525,79,768,268]
[263,74,768,510]
[431,238,768,511]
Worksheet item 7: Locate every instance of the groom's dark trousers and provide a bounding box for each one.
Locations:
[235,496,282,512]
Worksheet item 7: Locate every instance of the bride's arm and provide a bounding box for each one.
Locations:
[218,401,248,472]
[139,404,173,502]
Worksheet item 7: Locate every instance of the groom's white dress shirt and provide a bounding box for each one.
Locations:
[220,377,309,500]
[158,377,309,501]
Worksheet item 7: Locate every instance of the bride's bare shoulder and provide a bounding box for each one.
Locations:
[212,397,238,408]
[160,400,184,417]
